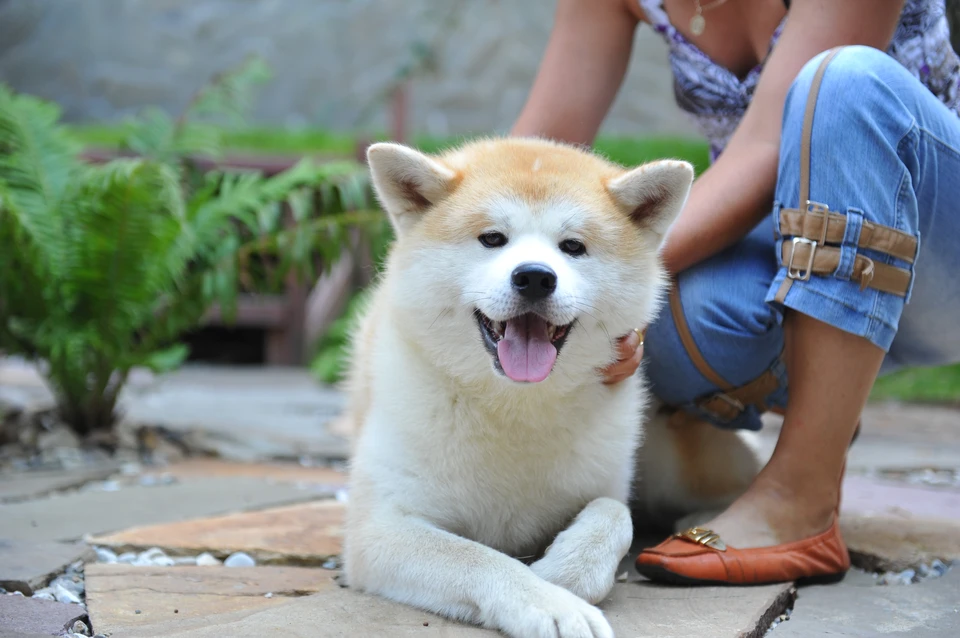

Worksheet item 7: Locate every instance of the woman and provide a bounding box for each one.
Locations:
[511,0,960,585]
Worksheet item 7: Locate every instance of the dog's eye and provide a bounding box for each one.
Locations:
[559,239,586,257]
[479,232,508,248]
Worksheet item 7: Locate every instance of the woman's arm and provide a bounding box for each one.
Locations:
[660,0,905,274]
[511,0,643,144]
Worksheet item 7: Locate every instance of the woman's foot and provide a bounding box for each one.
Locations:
[691,465,839,549]
[637,312,883,585]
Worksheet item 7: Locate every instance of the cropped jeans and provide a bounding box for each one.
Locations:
[644,45,960,431]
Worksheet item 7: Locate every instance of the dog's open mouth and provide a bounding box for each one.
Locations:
[475,310,572,383]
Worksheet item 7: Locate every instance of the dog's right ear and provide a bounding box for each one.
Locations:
[366,143,459,235]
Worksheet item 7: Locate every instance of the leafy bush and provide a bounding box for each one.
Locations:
[0,60,382,434]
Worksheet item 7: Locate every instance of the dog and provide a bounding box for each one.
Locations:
[340,137,761,638]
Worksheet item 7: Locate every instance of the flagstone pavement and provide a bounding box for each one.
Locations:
[1,362,959,637]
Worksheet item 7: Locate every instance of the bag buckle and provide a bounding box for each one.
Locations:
[787,237,817,281]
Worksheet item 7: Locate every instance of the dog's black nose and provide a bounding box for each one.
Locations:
[511,263,557,300]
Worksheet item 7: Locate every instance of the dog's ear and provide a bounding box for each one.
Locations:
[606,160,694,245]
[366,142,459,235]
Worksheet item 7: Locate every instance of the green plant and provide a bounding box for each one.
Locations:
[0,60,382,435]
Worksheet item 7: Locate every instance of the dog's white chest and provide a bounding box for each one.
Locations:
[361,383,642,557]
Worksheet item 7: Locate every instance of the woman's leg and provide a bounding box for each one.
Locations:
[716,44,960,549]
[641,44,960,566]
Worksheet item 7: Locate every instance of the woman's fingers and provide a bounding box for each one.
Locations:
[601,330,644,384]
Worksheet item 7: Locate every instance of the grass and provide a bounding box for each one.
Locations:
[870,363,960,404]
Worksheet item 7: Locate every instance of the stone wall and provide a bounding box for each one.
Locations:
[0,0,694,139]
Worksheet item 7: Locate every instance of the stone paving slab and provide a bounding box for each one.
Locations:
[0,594,87,635]
[0,478,322,543]
[1,360,350,463]
[90,500,344,565]
[91,580,792,638]
[84,564,337,633]
[142,459,347,488]
[0,540,93,595]
[842,516,960,573]
[840,476,960,571]
[119,365,349,462]
[0,466,121,503]
[772,568,960,637]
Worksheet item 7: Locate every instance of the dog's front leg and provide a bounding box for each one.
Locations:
[346,512,614,638]
[529,497,633,604]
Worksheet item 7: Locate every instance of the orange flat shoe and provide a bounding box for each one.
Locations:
[635,517,850,586]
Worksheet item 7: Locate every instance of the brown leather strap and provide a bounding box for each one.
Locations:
[775,47,842,303]
[670,283,782,422]
[695,369,781,421]
[780,240,911,296]
[778,208,917,264]
[669,284,732,390]
[798,49,841,209]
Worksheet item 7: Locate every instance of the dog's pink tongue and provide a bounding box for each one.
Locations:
[497,314,557,383]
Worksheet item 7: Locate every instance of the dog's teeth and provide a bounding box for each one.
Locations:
[495,321,504,336]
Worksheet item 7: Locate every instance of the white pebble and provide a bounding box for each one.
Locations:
[196,552,221,566]
[137,547,174,567]
[31,588,56,601]
[120,462,143,476]
[264,592,274,598]
[53,583,82,604]
[50,576,83,595]
[117,552,137,564]
[72,619,90,635]
[224,552,256,568]
[95,547,118,564]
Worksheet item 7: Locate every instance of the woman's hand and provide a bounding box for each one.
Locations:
[602,328,644,384]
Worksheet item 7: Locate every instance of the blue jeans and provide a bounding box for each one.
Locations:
[645,45,960,431]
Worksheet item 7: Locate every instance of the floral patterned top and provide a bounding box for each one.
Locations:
[638,0,960,162]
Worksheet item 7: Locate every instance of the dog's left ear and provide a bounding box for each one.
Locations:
[366,142,459,235]
[606,160,694,244]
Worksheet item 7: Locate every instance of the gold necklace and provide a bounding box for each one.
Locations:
[691,0,730,36]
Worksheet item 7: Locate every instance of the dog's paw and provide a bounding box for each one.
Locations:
[530,498,632,604]
[530,545,617,605]
[495,581,613,638]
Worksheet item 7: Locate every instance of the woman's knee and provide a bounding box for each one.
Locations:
[783,45,914,146]
[644,238,786,427]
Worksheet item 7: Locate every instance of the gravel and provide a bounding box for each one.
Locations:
[874,559,952,585]
[93,546,227,567]
[30,559,87,608]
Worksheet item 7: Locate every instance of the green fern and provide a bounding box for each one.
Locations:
[0,67,382,435]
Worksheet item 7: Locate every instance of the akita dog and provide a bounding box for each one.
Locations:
[341,137,761,638]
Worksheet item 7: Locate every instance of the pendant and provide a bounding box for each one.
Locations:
[690,13,706,36]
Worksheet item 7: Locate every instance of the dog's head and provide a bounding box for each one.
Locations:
[367,137,692,387]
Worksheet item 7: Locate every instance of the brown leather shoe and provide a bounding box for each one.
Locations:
[635,517,850,586]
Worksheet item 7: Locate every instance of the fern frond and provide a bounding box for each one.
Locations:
[186,55,272,126]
